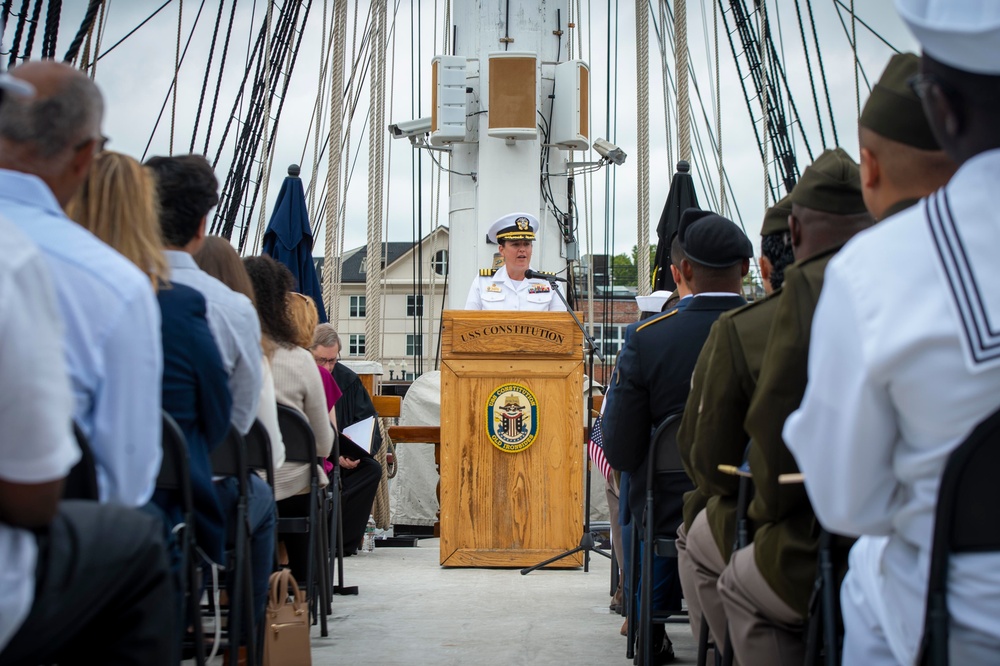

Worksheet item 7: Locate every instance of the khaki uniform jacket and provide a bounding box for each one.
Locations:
[744,246,839,618]
[678,292,782,561]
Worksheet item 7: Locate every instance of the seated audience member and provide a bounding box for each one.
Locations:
[602,210,752,664]
[144,154,263,434]
[67,151,232,571]
[0,213,175,665]
[716,149,873,665]
[786,5,1000,663]
[0,60,162,507]
[311,323,384,553]
[195,234,286,472]
[245,256,334,584]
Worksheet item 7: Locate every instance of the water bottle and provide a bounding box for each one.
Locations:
[362,517,376,553]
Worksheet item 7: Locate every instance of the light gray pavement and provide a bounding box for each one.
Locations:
[305,538,697,665]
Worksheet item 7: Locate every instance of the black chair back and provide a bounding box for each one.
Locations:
[210,426,247,479]
[63,422,100,500]
[920,406,1000,665]
[277,405,318,465]
[245,419,275,489]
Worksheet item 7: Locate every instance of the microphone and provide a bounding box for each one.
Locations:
[524,269,568,283]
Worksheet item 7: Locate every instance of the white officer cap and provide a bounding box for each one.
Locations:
[896,0,1000,75]
[635,290,672,314]
[0,72,34,98]
[487,212,539,243]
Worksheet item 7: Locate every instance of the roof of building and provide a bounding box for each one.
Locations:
[313,227,449,283]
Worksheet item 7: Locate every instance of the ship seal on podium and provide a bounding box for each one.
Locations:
[486,383,539,453]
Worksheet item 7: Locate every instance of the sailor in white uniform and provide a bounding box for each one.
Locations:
[785,1,1000,663]
[464,212,567,311]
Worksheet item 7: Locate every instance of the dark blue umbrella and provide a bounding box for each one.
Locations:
[262,164,328,322]
[651,159,700,292]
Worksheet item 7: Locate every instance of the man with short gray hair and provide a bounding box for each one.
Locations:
[0,61,162,507]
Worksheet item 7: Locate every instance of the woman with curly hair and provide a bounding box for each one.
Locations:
[243,256,334,584]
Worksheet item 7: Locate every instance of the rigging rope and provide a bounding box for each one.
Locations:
[657,0,673,172]
[171,0,182,155]
[22,0,43,65]
[189,0,227,154]
[851,0,859,121]
[41,0,60,59]
[323,0,347,325]
[636,0,650,295]
[364,0,386,362]
[675,0,690,164]
[250,0,277,254]
[202,0,238,155]
[62,0,100,64]
[7,0,33,69]
[714,0,725,215]
[805,0,838,146]
[758,2,769,209]
[308,0,329,222]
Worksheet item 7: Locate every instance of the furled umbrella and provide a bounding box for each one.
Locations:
[651,160,700,292]
[262,164,328,322]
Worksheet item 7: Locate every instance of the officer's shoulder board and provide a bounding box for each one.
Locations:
[479,267,498,277]
[635,307,680,333]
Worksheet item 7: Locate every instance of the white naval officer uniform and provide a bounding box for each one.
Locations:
[464,265,567,311]
[784,149,1000,665]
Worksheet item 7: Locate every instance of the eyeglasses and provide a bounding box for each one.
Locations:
[908,73,955,103]
[73,134,109,153]
[314,355,339,367]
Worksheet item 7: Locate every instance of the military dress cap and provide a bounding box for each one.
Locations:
[859,53,939,151]
[760,193,792,237]
[790,148,867,215]
[487,212,538,243]
[677,208,754,268]
[897,0,1000,76]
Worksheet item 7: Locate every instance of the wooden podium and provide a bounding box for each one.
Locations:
[439,310,584,567]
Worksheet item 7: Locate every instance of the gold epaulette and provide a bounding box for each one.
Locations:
[635,308,680,332]
[480,268,498,277]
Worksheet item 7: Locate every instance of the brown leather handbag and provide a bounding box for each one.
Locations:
[263,569,312,666]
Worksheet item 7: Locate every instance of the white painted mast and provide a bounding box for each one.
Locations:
[444,1,586,309]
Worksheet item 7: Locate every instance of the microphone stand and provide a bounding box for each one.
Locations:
[521,274,612,574]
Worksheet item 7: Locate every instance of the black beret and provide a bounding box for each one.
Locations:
[791,148,868,215]
[859,53,940,151]
[760,193,793,237]
[678,208,754,268]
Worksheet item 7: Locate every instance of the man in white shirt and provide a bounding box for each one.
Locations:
[464,212,567,311]
[785,1,1000,662]
[0,215,174,663]
[0,60,162,507]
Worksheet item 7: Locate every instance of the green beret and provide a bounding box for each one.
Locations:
[859,53,939,151]
[760,193,792,237]
[678,208,754,268]
[790,148,867,216]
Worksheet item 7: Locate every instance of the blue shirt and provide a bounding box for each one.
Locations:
[164,250,262,434]
[0,169,162,506]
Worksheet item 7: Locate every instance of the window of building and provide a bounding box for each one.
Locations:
[350,295,366,318]
[592,324,626,359]
[349,334,366,356]
[406,334,424,357]
[432,249,448,276]
[407,294,424,317]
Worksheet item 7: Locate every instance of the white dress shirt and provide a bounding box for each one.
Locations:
[785,149,1000,663]
[464,265,567,311]
[0,169,161,506]
[0,218,79,650]
[165,250,262,434]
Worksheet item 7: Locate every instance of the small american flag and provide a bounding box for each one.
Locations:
[588,414,613,482]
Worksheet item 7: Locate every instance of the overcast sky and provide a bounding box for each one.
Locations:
[43,0,917,260]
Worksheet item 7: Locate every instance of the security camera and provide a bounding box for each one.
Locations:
[593,138,627,166]
[389,117,432,140]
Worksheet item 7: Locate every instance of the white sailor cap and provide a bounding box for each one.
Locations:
[0,72,34,98]
[896,0,1000,75]
[487,212,538,243]
[635,290,672,314]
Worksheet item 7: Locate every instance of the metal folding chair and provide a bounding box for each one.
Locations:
[276,404,331,637]
[919,405,1000,665]
[158,411,206,666]
[210,426,258,666]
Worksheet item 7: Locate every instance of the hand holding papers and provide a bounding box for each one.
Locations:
[340,416,377,460]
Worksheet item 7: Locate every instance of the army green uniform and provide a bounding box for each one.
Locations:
[741,246,838,619]
[679,291,781,561]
